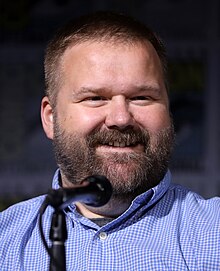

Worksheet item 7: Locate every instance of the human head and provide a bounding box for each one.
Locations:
[41,12,174,212]
[44,11,168,108]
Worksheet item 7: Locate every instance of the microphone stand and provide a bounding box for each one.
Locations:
[44,186,68,271]
[39,175,112,271]
[49,208,67,271]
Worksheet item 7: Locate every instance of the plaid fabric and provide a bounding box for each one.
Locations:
[0,169,220,270]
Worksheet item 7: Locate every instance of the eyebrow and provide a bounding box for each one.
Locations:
[78,87,103,94]
[72,85,162,98]
[133,85,162,95]
[70,87,103,101]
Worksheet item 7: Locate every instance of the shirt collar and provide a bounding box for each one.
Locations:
[51,168,171,208]
[132,170,171,207]
[52,169,61,190]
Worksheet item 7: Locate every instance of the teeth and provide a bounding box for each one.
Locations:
[119,142,126,147]
[114,142,120,147]
[107,141,127,147]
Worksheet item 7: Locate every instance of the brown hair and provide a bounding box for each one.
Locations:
[44,11,168,107]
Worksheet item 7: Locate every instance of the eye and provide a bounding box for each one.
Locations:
[87,96,107,101]
[130,96,153,105]
[81,96,108,107]
[131,96,149,100]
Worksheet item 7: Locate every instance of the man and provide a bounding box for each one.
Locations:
[0,11,219,270]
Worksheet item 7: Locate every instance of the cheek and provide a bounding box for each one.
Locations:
[59,106,105,136]
[134,106,171,133]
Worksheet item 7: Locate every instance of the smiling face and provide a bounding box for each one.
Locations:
[41,40,174,199]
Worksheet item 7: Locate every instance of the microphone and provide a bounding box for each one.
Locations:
[46,175,112,209]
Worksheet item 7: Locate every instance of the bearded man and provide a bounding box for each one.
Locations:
[0,11,219,271]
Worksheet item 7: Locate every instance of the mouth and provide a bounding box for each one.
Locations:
[107,141,137,147]
[96,140,144,153]
[87,128,148,154]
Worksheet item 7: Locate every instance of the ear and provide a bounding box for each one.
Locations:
[41,96,54,140]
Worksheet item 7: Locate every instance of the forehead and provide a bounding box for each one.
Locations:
[63,40,162,71]
[61,39,162,66]
[58,40,166,96]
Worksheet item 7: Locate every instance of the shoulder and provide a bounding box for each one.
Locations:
[0,195,49,269]
[166,183,220,222]
[168,182,220,204]
[0,195,46,233]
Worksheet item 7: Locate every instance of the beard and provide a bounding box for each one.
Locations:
[53,121,175,199]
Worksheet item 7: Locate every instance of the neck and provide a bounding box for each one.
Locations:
[60,172,136,218]
[75,195,133,219]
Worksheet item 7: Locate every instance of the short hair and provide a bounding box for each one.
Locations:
[44,11,168,107]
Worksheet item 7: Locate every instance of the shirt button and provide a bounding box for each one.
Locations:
[99,232,107,240]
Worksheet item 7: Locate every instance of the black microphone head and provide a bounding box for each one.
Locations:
[46,175,113,209]
[84,175,112,207]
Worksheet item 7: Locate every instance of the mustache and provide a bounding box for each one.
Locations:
[86,127,150,148]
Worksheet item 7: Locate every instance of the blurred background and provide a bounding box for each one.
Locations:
[0,0,219,210]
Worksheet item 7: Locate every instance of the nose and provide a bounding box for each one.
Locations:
[105,96,134,130]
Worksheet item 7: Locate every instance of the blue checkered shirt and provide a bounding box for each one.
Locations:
[0,169,220,270]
